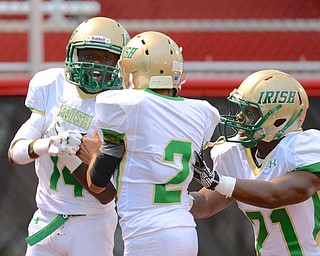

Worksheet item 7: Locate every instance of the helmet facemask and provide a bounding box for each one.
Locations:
[65,42,123,94]
[219,89,268,148]
[66,55,122,94]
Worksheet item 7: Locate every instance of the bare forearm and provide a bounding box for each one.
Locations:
[231,180,286,208]
[86,153,107,194]
[73,163,113,203]
[190,189,232,219]
[189,191,211,219]
[231,172,319,208]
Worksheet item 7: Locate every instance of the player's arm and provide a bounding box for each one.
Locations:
[8,112,46,164]
[193,151,320,209]
[232,170,320,208]
[77,130,124,194]
[189,188,233,219]
[58,130,116,203]
[72,163,116,204]
[8,112,82,164]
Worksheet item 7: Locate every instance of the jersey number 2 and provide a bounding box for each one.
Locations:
[153,140,192,204]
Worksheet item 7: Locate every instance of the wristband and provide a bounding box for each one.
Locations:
[215,175,236,198]
[32,138,51,157]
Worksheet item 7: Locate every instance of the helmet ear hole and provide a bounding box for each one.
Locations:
[274,118,286,127]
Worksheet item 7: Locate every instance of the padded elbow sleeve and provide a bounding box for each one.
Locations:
[90,152,122,187]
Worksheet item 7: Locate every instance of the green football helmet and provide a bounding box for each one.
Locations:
[65,17,130,94]
[219,70,309,148]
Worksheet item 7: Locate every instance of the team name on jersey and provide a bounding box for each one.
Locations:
[122,47,139,59]
[58,104,93,129]
[257,90,297,104]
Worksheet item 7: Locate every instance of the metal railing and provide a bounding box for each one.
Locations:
[0,0,100,32]
[0,0,100,74]
[0,1,319,79]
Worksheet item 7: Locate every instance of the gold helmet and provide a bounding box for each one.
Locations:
[119,31,183,95]
[219,70,309,147]
[65,17,130,93]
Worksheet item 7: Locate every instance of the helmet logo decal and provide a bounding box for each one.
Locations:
[85,36,111,44]
[257,91,297,104]
[122,47,139,59]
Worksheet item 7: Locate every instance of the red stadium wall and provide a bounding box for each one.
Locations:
[1,77,319,97]
[2,31,319,62]
[1,0,319,62]
[98,0,320,19]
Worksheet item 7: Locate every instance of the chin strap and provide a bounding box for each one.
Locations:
[169,88,178,97]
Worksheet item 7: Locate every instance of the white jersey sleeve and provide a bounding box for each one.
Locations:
[284,129,320,174]
[95,91,127,134]
[25,69,59,114]
[96,89,219,149]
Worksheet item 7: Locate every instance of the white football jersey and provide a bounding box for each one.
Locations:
[211,130,320,256]
[23,68,115,215]
[95,89,220,240]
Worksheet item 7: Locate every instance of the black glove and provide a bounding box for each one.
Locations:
[192,151,220,190]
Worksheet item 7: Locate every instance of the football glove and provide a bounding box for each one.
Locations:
[48,130,82,155]
[192,151,220,190]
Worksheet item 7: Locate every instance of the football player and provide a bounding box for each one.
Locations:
[8,17,130,256]
[190,70,320,256]
[77,31,220,256]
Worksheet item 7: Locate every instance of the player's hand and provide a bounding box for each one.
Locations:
[76,130,102,165]
[48,130,82,155]
[45,116,68,138]
[192,151,220,190]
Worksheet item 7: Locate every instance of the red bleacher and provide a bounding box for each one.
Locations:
[99,0,320,19]
[0,0,319,96]
[1,77,319,98]
[2,31,319,62]
[1,1,320,62]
